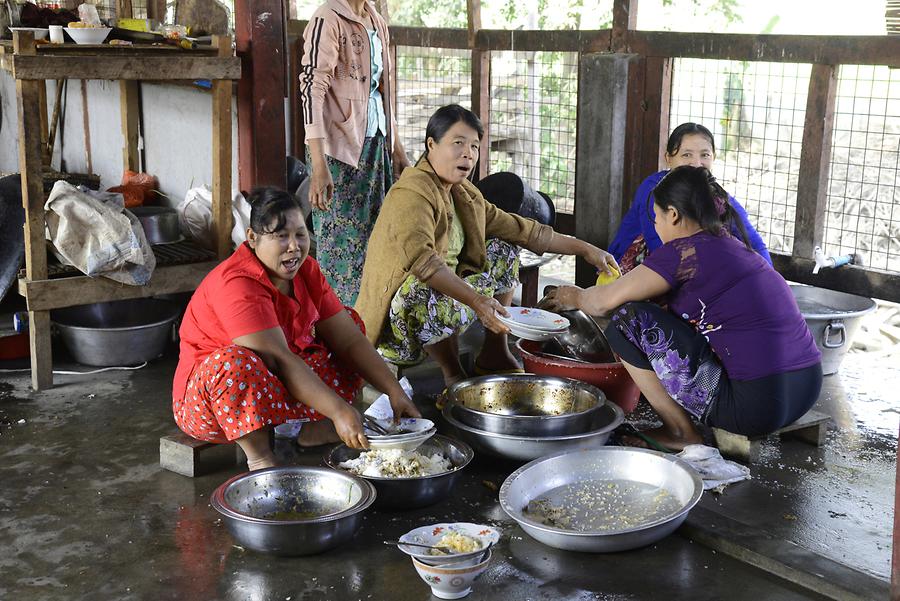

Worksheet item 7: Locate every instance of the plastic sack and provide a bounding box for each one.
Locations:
[44,180,155,285]
[176,186,250,251]
[76,3,101,26]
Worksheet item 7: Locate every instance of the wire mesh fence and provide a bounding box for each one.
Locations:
[826,65,900,273]
[669,58,811,255]
[394,46,472,165]
[489,50,578,214]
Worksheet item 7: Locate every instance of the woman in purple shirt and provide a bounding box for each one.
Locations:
[543,166,821,450]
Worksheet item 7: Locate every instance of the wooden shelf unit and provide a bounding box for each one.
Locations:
[4,32,241,390]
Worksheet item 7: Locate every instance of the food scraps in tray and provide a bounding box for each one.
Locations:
[338,448,451,478]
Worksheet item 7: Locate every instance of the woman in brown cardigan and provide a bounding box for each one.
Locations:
[355,105,617,391]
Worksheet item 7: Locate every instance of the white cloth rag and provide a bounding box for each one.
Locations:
[677,444,751,491]
[365,377,414,421]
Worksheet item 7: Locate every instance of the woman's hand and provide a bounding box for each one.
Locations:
[471,294,511,334]
[388,390,422,420]
[309,163,334,211]
[332,405,369,450]
[392,148,411,179]
[539,285,585,313]
[583,244,619,276]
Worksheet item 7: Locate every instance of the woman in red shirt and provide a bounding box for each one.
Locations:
[172,187,420,470]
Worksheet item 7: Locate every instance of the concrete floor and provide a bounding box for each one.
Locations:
[0,332,895,600]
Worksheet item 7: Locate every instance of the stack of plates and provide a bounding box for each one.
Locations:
[364,417,436,451]
[496,307,569,341]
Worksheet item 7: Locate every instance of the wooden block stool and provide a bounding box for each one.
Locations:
[160,433,245,477]
[713,409,831,463]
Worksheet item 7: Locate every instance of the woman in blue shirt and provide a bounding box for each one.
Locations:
[609,123,771,270]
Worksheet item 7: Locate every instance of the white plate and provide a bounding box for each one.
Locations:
[497,307,569,332]
[364,417,434,438]
[367,428,435,451]
[503,321,558,342]
[398,522,500,565]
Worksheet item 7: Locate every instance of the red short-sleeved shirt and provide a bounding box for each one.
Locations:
[172,243,345,400]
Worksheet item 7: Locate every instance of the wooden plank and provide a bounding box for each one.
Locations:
[235,0,287,191]
[38,81,49,166]
[289,35,305,159]
[466,0,481,48]
[772,254,900,304]
[11,56,241,80]
[381,26,611,53]
[574,53,634,287]
[792,64,837,259]
[611,0,638,53]
[28,311,52,390]
[120,80,140,173]
[212,36,234,260]
[117,0,134,19]
[19,262,220,312]
[894,416,900,601]
[627,31,900,66]
[471,49,491,181]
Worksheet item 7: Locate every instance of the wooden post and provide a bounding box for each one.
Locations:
[622,56,671,220]
[289,36,305,159]
[234,0,287,191]
[894,417,900,600]
[574,53,635,287]
[468,0,491,181]
[611,0,638,53]
[38,81,49,166]
[792,63,837,260]
[14,31,53,390]
[120,80,140,173]
[212,36,235,260]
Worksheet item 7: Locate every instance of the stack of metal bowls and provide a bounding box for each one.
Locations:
[210,466,376,556]
[442,374,624,462]
[324,434,474,509]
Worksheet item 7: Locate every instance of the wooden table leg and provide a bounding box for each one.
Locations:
[28,311,52,390]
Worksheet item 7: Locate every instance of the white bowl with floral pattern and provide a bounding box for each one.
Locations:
[397,522,499,566]
[411,549,492,599]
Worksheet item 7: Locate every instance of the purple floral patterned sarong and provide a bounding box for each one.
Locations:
[606,301,722,420]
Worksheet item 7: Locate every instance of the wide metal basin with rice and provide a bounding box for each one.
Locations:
[51,298,180,366]
[500,447,702,552]
[789,283,876,375]
[210,466,376,556]
[442,401,623,462]
[324,435,474,509]
[447,374,607,437]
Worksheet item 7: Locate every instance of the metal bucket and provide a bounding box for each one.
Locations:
[52,298,180,366]
[789,284,876,375]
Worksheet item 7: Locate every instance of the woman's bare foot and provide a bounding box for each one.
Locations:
[473,348,522,374]
[297,419,341,447]
[247,454,277,471]
[622,425,702,452]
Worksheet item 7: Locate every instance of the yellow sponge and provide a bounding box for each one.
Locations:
[595,265,621,287]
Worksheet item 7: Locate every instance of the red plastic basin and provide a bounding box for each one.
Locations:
[516,339,640,415]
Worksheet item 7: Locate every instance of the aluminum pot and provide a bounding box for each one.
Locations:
[447,374,607,437]
[517,339,641,414]
[789,284,876,375]
[324,434,474,509]
[128,206,182,245]
[210,466,376,556]
[51,298,180,366]
[499,447,703,552]
[442,401,623,462]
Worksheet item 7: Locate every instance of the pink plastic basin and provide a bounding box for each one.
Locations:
[516,339,640,415]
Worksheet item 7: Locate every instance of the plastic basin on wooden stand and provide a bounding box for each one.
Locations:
[516,339,640,414]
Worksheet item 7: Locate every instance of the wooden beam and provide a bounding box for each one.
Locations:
[575,53,635,287]
[772,255,900,304]
[468,0,491,181]
[11,56,241,80]
[289,35,305,159]
[212,36,234,260]
[120,80,140,173]
[627,31,900,66]
[235,0,287,191]
[792,64,837,259]
[19,262,221,312]
[611,0,638,53]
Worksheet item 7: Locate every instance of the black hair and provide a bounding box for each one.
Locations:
[424,104,484,155]
[247,186,303,234]
[651,166,752,250]
[666,122,716,156]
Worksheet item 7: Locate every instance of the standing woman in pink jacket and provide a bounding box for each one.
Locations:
[300,0,409,305]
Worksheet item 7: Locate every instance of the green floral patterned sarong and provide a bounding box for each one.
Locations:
[309,133,392,306]
[377,239,520,365]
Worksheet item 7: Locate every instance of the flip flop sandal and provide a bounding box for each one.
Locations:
[615,423,675,454]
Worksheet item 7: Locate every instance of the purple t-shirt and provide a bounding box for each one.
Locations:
[641,231,821,381]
